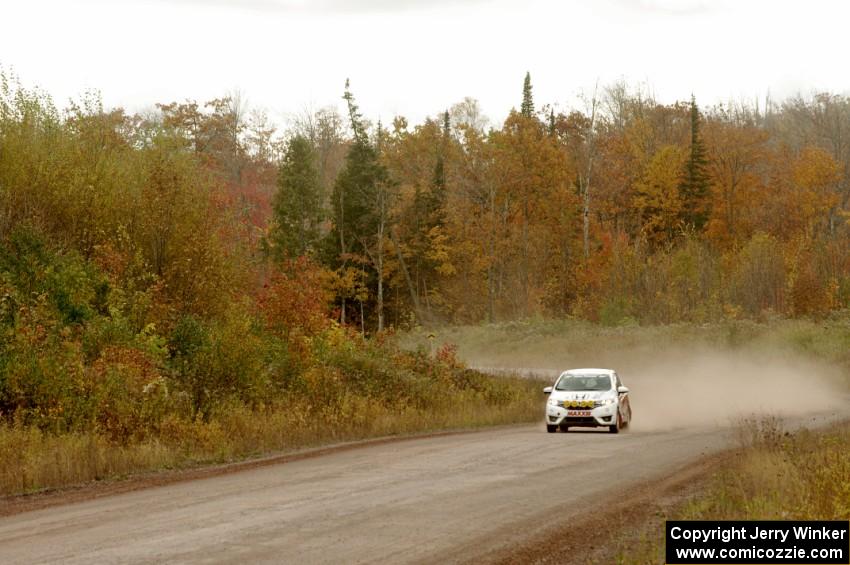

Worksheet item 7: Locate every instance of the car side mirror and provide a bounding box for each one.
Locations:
[543,386,553,394]
[617,386,629,394]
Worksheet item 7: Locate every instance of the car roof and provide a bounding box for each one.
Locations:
[561,368,615,376]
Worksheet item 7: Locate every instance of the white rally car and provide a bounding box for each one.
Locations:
[543,368,631,433]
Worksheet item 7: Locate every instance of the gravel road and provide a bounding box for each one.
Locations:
[0,422,737,564]
[1,406,846,564]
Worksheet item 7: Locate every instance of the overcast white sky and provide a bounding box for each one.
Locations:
[2,0,849,128]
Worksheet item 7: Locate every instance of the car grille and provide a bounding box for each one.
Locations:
[564,416,597,424]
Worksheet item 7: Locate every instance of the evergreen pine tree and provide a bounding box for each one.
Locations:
[410,112,450,231]
[269,135,321,259]
[679,95,711,230]
[521,72,534,118]
[342,78,367,143]
[427,152,447,225]
[331,135,383,265]
[330,79,393,329]
[431,110,450,220]
[332,80,382,258]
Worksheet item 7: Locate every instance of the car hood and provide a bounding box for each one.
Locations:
[550,390,615,402]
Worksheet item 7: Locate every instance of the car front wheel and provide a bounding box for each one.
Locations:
[546,424,557,433]
[609,413,622,434]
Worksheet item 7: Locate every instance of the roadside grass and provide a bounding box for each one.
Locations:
[0,375,543,496]
[608,420,850,564]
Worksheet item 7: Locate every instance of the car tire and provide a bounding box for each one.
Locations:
[546,424,558,433]
[559,424,570,433]
[609,413,622,434]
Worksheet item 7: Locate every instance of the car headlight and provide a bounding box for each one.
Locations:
[597,398,616,406]
[547,397,559,406]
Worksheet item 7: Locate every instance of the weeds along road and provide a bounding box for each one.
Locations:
[0,412,846,564]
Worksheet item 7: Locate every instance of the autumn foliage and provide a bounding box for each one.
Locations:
[0,70,540,465]
[2,67,850,480]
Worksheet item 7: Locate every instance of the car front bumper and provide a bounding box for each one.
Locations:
[546,403,618,427]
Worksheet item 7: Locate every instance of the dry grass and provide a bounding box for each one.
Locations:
[610,420,850,564]
[695,419,850,521]
[0,383,542,496]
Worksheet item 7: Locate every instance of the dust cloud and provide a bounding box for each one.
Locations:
[616,348,846,430]
[474,346,848,431]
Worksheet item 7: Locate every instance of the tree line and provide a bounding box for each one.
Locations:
[269,75,850,327]
[3,69,850,340]
[0,69,534,438]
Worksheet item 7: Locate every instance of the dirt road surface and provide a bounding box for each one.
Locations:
[0,414,846,564]
[0,424,770,563]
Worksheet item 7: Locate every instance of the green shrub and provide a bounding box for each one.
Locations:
[599,297,636,327]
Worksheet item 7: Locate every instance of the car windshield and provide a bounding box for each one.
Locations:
[555,374,612,391]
